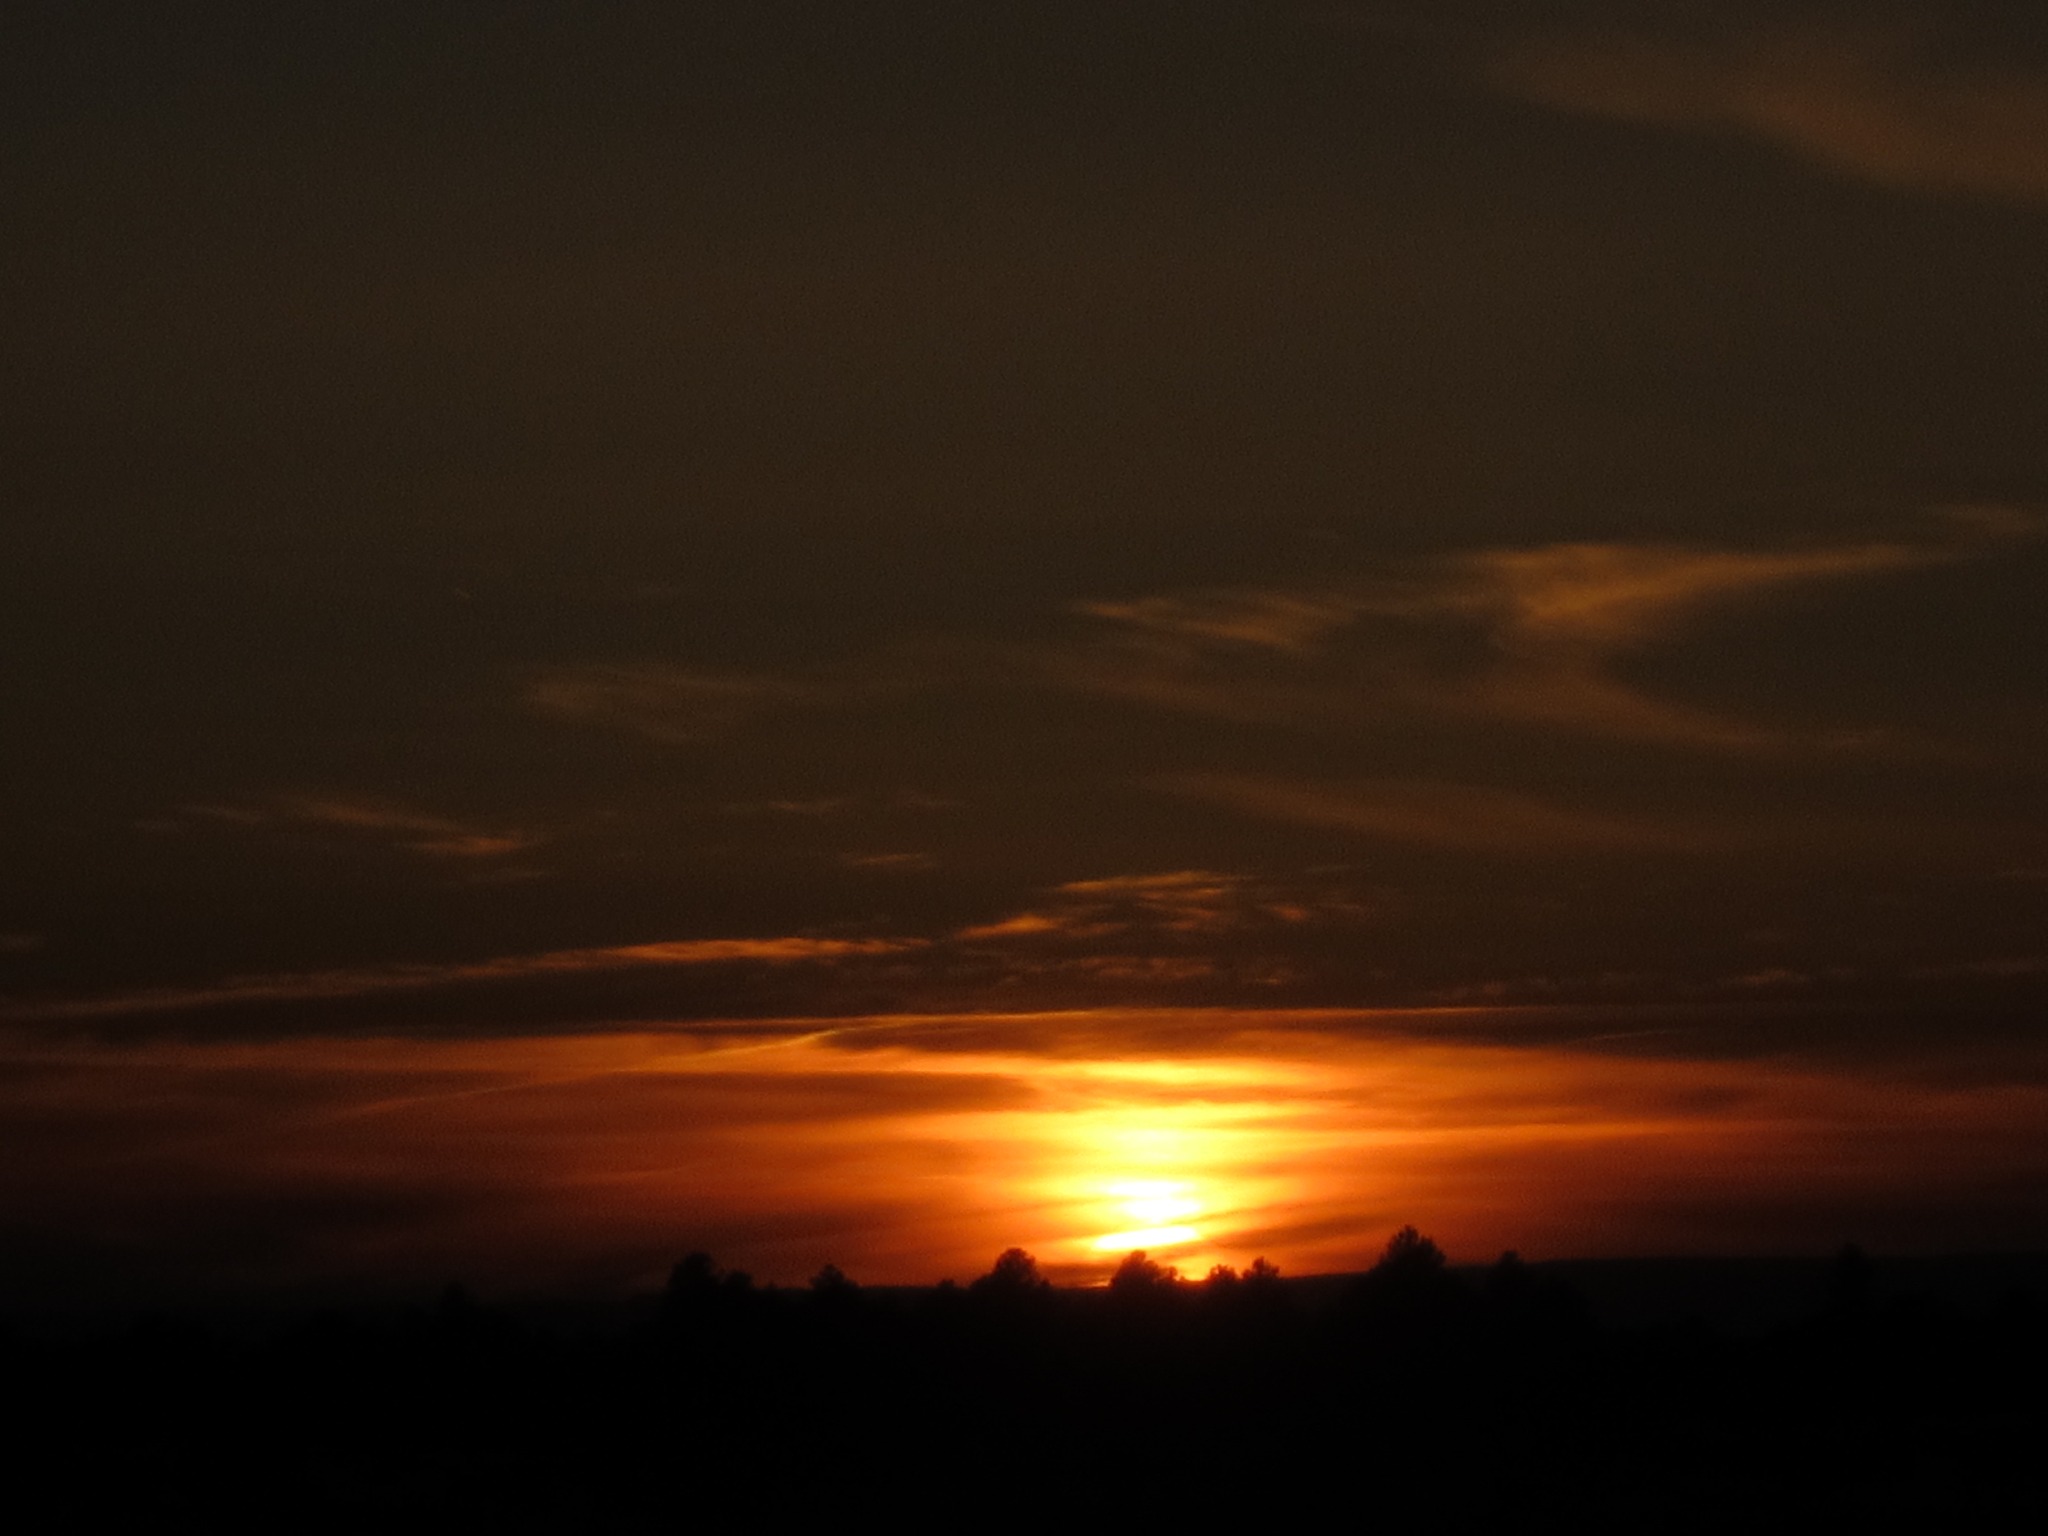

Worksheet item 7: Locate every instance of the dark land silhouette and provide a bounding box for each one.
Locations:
[6,1232,2046,1529]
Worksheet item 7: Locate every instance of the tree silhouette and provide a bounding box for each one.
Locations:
[1351,1226,1466,1338]
[1376,1225,1447,1277]
[1202,1256,1291,1333]
[1109,1250,1180,1296]
[666,1251,721,1303]
[807,1263,861,1332]
[972,1247,1050,1296]
[810,1263,857,1296]
[1484,1249,1534,1306]
[660,1250,759,1338]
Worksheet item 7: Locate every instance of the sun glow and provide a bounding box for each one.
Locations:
[32,1008,2046,1297]
[1108,1179,1201,1226]
[1090,1178,1205,1252]
[1092,1226,1200,1252]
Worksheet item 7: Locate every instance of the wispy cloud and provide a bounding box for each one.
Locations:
[1433,540,1925,650]
[5,935,923,1024]
[185,798,544,860]
[1489,23,2048,203]
[1163,774,1708,856]
[841,852,938,872]
[281,798,538,859]
[1074,512,2038,751]
[1402,537,1935,750]
[528,664,810,744]
[1075,591,1361,657]
[520,517,2038,773]
[958,869,1351,944]
[183,796,539,860]
[723,797,852,818]
[1026,644,1341,727]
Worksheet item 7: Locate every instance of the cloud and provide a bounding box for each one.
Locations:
[957,869,1359,945]
[4,934,923,1025]
[1073,512,2038,751]
[1049,589,1372,726]
[1401,538,1938,749]
[1435,540,1926,651]
[1396,515,2037,748]
[1053,871,1257,932]
[1163,773,1708,855]
[1075,591,1362,656]
[1026,642,1342,727]
[528,664,809,744]
[840,851,937,871]
[1489,23,2048,203]
[519,513,2039,774]
[283,797,538,859]
[184,796,540,860]
[958,913,1069,941]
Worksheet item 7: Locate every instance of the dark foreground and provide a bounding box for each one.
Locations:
[8,1239,2045,1530]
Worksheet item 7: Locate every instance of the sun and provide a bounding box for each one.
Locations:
[1088,1178,1203,1253]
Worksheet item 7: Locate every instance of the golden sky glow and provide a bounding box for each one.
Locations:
[7,1009,2046,1304]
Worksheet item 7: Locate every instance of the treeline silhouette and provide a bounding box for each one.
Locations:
[6,1231,2045,1528]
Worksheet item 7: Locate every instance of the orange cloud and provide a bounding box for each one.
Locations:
[1163,773,1710,855]
[5,934,923,1024]
[1075,591,1361,656]
[1399,525,2035,749]
[957,913,1069,941]
[1027,640,1340,726]
[1074,513,2038,751]
[521,518,2039,764]
[958,869,1348,946]
[1379,540,1925,749]
[528,663,809,743]
[1490,24,2048,203]
[840,851,937,871]
[1439,541,1927,651]
[184,796,540,860]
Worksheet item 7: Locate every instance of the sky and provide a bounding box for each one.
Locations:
[4,1,2047,1305]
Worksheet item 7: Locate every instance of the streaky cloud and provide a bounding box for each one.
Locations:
[1438,540,1931,651]
[183,796,540,860]
[528,663,811,744]
[4,934,923,1024]
[1072,513,2037,751]
[1160,773,1714,855]
[957,869,1353,945]
[1076,590,1362,656]
[1490,22,2048,203]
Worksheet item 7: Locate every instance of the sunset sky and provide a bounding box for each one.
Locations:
[5,1,2047,1307]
